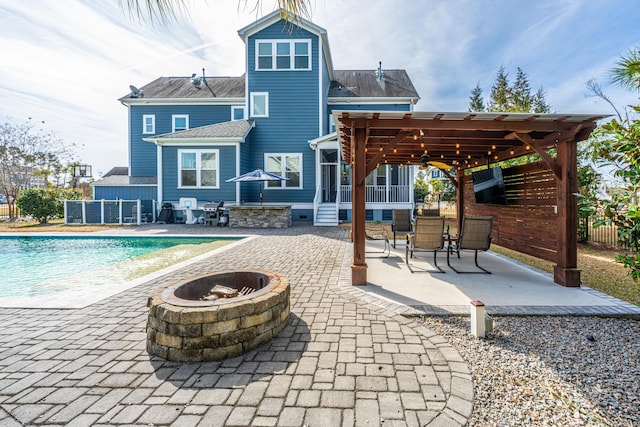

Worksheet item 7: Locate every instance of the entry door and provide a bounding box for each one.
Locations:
[320,149,338,203]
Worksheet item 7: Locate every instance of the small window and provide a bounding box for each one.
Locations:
[231,106,246,121]
[294,42,309,69]
[257,42,273,69]
[178,149,219,188]
[328,114,336,133]
[250,93,269,118]
[172,114,189,132]
[143,115,155,134]
[265,153,302,189]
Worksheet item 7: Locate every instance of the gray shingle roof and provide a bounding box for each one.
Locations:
[121,76,245,100]
[329,69,419,99]
[148,120,254,140]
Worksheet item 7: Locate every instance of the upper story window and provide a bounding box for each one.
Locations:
[250,92,269,118]
[143,115,155,134]
[366,165,387,186]
[255,39,311,71]
[172,114,189,132]
[178,149,219,188]
[231,106,246,121]
[265,153,302,189]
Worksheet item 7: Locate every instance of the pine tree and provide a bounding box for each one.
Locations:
[511,67,532,112]
[468,84,485,112]
[488,66,510,112]
[532,87,551,113]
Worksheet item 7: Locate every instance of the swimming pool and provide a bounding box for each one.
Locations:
[0,235,243,309]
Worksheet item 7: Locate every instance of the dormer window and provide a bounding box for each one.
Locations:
[256,39,311,71]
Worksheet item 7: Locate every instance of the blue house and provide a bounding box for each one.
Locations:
[93,10,420,225]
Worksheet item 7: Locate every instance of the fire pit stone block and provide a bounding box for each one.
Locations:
[146,271,290,362]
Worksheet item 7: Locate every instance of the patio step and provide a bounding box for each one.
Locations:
[315,204,338,226]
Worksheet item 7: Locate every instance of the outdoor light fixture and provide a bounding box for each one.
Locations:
[420,154,430,167]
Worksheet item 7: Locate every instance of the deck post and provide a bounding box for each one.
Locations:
[352,124,368,285]
[554,139,580,287]
[456,168,465,233]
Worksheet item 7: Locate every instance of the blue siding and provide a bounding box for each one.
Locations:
[321,48,331,134]
[161,144,239,203]
[129,104,240,177]
[94,186,157,200]
[246,21,320,204]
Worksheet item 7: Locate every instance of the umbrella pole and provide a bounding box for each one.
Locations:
[260,182,263,206]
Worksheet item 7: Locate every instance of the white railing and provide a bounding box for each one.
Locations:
[339,185,411,203]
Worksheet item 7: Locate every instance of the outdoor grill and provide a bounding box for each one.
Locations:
[203,201,226,226]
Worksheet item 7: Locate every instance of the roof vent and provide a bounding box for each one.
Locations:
[375,61,384,81]
[191,73,202,89]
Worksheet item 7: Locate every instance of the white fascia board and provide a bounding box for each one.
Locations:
[121,97,244,106]
[328,97,419,105]
[144,138,245,146]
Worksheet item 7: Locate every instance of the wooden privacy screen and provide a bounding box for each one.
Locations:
[463,161,558,262]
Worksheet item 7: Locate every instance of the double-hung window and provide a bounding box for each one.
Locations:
[142,115,155,134]
[255,39,311,71]
[172,114,189,132]
[265,153,302,188]
[178,149,219,188]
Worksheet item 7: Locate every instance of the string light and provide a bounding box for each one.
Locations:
[393,148,397,153]
[526,145,531,150]
[510,150,514,155]
[456,150,460,155]
[488,150,492,155]
[467,154,471,159]
[440,154,444,159]
[413,134,418,141]
[420,142,425,148]
[456,143,460,148]
[491,145,496,150]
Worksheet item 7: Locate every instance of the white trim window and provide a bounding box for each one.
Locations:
[172,114,189,132]
[265,153,302,189]
[256,39,311,71]
[250,92,269,118]
[231,106,246,121]
[143,115,155,134]
[178,149,219,188]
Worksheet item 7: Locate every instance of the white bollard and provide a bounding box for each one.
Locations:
[470,300,486,338]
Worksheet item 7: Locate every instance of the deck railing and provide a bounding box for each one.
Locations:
[339,185,411,203]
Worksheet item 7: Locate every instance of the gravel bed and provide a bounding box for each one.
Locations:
[421,316,639,426]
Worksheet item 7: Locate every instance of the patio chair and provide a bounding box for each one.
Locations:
[365,223,390,258]
[447,216,493,274]
[391,209,413,248]
[406,216,446,273]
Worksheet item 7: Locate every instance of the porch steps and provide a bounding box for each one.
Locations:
[315,203,339,226]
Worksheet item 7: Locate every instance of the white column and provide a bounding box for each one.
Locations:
[470,300,486,338]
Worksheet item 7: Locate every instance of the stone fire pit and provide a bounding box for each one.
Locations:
[146,270,290,361]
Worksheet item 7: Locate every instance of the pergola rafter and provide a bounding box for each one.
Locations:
[335,111,607,288]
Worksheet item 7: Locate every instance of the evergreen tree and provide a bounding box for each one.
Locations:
[468,83,485,112]
[532,87,551,113]
[488,66,510,112]
[511,67,532,112]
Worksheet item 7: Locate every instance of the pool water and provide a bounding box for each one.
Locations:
[1,236,234,301]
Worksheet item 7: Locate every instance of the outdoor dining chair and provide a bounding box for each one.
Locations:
[391,209,413,248]
[365,223,390,258]
[405,216,446,273]
[447,215,493,274]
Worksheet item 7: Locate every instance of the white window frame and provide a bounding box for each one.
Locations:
[142,115,155,134]
[231,106,246,121]
[178,149,220,189]
[172,114,189,132]
[264,153,303,189]
[255,39,312,71]
[250,92,269,118]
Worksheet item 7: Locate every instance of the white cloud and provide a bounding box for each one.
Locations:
[0,0,638,176]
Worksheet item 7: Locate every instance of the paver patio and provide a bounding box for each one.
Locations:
[0,224,473,426]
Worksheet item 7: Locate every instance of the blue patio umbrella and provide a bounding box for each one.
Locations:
[225,169,289,206]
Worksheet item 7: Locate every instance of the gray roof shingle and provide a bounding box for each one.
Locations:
[147,120,254,140]
[121,75,245,100]
[329,69,419,99]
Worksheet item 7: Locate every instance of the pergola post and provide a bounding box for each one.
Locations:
[456,167,465,233]
[351,125,367,285]
[554,139,580,287]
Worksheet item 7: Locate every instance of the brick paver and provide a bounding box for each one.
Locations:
[0,224,473,425]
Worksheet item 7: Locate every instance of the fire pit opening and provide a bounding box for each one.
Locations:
[147,270,290,362]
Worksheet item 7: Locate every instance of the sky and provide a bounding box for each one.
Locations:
[0,0,639,178]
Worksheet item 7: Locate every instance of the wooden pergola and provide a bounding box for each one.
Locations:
[334,111,607,287]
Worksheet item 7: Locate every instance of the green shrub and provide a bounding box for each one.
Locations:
[16,188,83,223]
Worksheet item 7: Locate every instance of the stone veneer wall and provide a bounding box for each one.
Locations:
[227,206,292,228]
[146,277,290,362]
